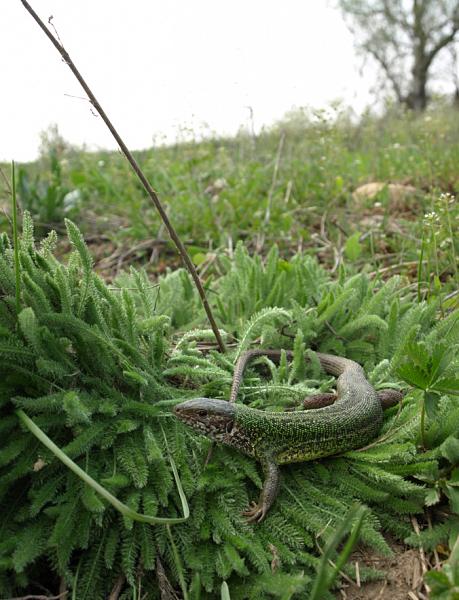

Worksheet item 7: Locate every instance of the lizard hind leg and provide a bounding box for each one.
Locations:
[302,389,403,410]
[302,392,337,409]
[243,457,280,523]
[378,389,404,408]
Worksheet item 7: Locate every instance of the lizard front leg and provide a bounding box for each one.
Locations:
[243,456,280,523]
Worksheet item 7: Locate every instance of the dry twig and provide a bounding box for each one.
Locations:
[354,561,361,587]
[427,512,441,570]
[108,575,125,600]
[20,0,226,353]
[5,593,68,600]
[411,516,431,596]
[156,557,180,600]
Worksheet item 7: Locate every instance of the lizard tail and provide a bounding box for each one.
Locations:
[315,353,362,376]
[230,349,363,402]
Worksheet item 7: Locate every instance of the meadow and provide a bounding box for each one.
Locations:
[0,105,458,599]
[8,103,459,285]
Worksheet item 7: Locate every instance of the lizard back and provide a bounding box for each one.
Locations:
[232,363,383,463]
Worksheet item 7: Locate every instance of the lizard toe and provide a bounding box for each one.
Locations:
[242,501,267,523]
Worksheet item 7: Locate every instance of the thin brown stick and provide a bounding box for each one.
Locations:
[368,257,459,278]
[354,561,361,587]
[20,0,226,353]
[156,557,180,600]
[411,516,431,596]
[58,578,67,599]
[108,574,125,600]
[5,593,68,600]
[375,581,387,599]
[427,512,441,569]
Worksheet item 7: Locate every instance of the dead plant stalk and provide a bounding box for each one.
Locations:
[20,0,226,353]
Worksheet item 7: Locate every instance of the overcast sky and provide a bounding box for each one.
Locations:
[1,1,375,162]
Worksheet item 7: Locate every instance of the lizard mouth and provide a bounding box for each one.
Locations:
[174,398,236,441]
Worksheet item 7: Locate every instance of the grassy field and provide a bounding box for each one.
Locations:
[0,105,458,599]
[5,104,458,288]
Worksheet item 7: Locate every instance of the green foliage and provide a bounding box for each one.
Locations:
[397,330,459,446]
[6,106,459,296]
[344,231,363,261]
[17,149,75,228]
[0,219,457,598]
[309,503,368,600]
[425,537,459,600]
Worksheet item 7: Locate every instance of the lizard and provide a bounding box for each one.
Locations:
[174,349,402,522]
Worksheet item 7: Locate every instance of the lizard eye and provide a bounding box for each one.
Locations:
[197,409,208,418]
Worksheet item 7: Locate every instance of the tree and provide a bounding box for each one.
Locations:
[339,0,459,110]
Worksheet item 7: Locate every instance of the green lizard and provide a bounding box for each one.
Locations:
[174,350,402,522]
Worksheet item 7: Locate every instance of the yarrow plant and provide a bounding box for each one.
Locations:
[0,216,457,598]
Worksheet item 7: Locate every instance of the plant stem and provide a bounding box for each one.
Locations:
[417,230,425,304]
[16,409,190,524]
[19,0,226,354]
[430,221,444,317]
[420,394,427,450]
[11,161,21,314]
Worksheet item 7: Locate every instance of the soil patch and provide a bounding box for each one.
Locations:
[337,541,427,600]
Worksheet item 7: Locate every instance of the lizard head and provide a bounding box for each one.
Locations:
[173,398,236,442]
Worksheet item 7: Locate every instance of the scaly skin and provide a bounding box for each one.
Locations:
[174,350,402,522]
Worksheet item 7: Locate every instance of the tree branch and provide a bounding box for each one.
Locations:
[19,0,226,353]
[381,0,411,30]
[364,44,405,101]
[426,23,459,67]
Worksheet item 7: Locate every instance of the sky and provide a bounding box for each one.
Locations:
[1,1,375,162]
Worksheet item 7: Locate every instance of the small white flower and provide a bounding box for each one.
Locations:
[423,212,440,226]
[440,192,455,204]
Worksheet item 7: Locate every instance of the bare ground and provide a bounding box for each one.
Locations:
[337,540,430,600]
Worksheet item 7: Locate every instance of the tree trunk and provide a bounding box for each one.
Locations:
[454,87,459,108]
[405,66,429,110]
[407,0,429,111]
